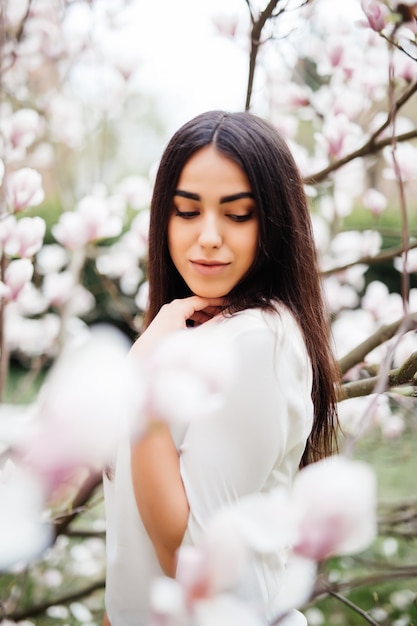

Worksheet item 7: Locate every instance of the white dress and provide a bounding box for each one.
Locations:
[103,306,314,626]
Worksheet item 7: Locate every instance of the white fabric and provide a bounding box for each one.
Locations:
[103,306,313,626]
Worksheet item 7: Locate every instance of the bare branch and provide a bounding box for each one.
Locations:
[245,0,280,111]
[321,240,417,278]
[339,350,417,401]
[5,579,105,621]
[326,590,381,626]
[338,313,417,375]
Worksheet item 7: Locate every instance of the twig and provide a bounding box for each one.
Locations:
[326,590,381,626]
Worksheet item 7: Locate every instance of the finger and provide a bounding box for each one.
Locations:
[173,296,226,319]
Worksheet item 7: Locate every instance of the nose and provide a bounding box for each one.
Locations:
[198,213,222,248]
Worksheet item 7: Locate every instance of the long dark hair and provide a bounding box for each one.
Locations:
[145,110,340,466]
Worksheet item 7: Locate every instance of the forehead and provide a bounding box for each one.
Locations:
[177,145,252,193]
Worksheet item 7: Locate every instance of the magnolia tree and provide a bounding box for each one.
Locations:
[0,0,417,624]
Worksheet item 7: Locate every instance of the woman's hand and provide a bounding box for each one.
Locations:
[130,296,225,360]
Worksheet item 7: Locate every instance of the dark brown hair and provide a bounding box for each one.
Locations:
[145,110,340,466]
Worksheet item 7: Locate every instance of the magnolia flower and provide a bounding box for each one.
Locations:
[0,459,52,571]
[394,248,417,273]
[291,456,377,560]
[383,142,417,181]
[360,0,390,32]
[0,158,4,185]
[116,175,152,210]
[16,326,144,492]
[52,212,89,250]
[6,168,45,212]
[0,215,17,248]
[362,188,387,216]
[143,327,237,424]
[36,244,69,274]
[4,108,41,151]
[76,195,123,241]
[5,216,46,258]
[173,455,376,623]
[3,258,34,301]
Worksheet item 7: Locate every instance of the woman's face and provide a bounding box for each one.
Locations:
[167,145,258,299]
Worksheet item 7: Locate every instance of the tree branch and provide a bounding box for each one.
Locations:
[326,590,381,626]
[303,81,417,185]
[339,350,417,401]
[5,579,105,621]
[245,0,280,111]
[321,240,417,278]
[52,470,103,539]
[338,312,417,375]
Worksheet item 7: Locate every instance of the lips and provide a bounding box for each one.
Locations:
[190,260,230,276]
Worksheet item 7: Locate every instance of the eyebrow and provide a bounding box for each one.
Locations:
[174,190,255,204]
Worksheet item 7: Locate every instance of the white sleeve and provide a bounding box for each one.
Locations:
[179,315,313,546]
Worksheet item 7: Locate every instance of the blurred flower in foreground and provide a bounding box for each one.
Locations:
[15,325,144,493]
[142,327,237,424]
[0,459,52,572]
[171,456,377,624]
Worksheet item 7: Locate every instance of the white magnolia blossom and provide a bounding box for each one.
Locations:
[6,168,45,212]
[52,194,124,249]
[36,244,69,274]
[394,248,417,274]
[172,455,377,622]
[0,215,17,248]
[0,459,52,572]
[362,187,388,216]
[362,281,405,326]
[143,327,237,424]
[3,258,34,301]
[2,108,41,152]
[116,175,152,210]
[5,216,46,258]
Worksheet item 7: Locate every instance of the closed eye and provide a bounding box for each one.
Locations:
[174,209,200,219]
[226,211,255,222]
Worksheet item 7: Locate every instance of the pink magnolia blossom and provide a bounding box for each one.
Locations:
[5,216,46,258]
[51,212,89,250]
[212,14,240,39]
[292,456,377,560]
[362,188,388,215]
[143,327,237,424]
[0,215,17,248]
[76,195,123,241]
[3,108,41,151]
[383,142,417,181]
[16,326,144,493]
[360,0,390,31]
[3,258,34,301]
[6,168,45,212]
[0,159,4,185]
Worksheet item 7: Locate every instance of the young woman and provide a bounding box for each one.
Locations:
[102,110,340,626]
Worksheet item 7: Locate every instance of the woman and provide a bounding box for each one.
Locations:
[102,110,339,625]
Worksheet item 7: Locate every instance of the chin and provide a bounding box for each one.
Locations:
[191,287,229,299]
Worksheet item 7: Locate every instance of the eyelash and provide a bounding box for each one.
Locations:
[174,209,254,222]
